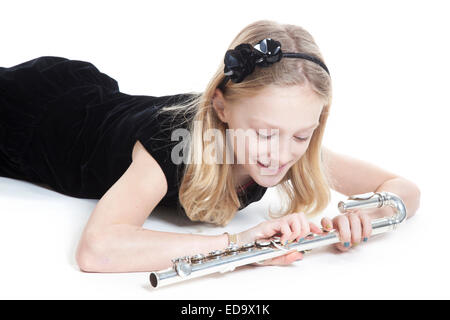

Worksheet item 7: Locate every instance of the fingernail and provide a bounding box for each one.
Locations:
[344,242,350,248]
[284,240,288,245]
[363,237,368,242]
[326,224,332,229]
[298,238,304,242]
[353,242,359,247]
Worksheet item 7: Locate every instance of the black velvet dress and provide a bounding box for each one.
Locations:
[0,56,267,213]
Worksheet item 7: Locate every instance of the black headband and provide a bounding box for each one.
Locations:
[218,38,330,90]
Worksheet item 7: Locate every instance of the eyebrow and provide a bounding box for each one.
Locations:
[250,118,319,133]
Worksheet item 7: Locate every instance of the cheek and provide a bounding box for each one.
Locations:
[293,144,309,157]
[229,128,259,162]
[229,132,254,163]
[247,139,259,160]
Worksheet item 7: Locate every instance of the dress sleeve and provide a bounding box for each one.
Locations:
[133,93,197,200]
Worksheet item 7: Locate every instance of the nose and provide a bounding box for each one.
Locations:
[260,136,294,168]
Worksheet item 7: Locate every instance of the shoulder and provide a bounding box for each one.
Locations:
[130,140,168,198]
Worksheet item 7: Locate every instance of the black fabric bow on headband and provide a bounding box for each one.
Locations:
[218,38,330,90]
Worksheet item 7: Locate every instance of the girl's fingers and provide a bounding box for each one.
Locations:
[288,216,302,243]
[335,215,351,250]
[347,213,362,245]
[298,214,310,240]
[324,216,346,251]
[308,222,324,235]
[253,210,372,265]
[279,221,293,245]
[321,217,333,232]
[359,212,372,242]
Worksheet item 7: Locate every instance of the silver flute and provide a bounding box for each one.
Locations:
[149,191,407,288]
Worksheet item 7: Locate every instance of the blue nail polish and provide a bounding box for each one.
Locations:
[299,238,304,242]
[344,242,350,247]
[284,240,288,245]
[363,237,368,242]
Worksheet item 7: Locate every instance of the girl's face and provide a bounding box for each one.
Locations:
[213,83,324,188]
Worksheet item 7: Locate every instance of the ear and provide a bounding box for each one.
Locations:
[212,88,229,123]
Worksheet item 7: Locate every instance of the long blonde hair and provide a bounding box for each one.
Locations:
[157,19,333,227]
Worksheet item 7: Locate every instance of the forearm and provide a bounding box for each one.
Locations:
[76,224,229,273]
[359,177,421,220]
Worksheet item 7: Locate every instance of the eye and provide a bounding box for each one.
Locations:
[294,136,309,142]
[255,130,274,139]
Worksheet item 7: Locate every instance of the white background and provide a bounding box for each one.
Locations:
[0,0,449,299]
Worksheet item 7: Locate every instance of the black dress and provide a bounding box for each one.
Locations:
[0,56,267,213]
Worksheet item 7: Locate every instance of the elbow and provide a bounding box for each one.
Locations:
[75,230,111,273]
[405,180,421,219]
[75,248,98,273]
[75,251,96,273]
[411,184,421,218]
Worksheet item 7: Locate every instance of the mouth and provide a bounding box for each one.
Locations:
[256,160,288,173]
[256,160,270,168]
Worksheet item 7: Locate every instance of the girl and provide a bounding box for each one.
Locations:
[0,20,420,272]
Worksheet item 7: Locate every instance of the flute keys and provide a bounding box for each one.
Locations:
[208,249,225,259]
[271,236,281,244]
[255,239,271,247]
[241,242,255,251]
[174,261,192,277]
[227,244,239,251]
[305,232,315,240]
[190,253,206,264]
[172,256,190,264]
[226,244,240,255]
[209,249,224,255]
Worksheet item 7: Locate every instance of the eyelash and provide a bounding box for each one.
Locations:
[256,131,309,142]
[294,136,309,142]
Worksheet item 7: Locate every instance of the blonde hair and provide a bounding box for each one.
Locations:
[156,19,333,227]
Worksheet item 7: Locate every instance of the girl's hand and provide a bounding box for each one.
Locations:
[237,212,324,266]
[320,209,373,252]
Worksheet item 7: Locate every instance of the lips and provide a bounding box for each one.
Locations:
[257,160,287,170]
[257,160,270,168]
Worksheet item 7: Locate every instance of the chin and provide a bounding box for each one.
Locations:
[251,171,285,188]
